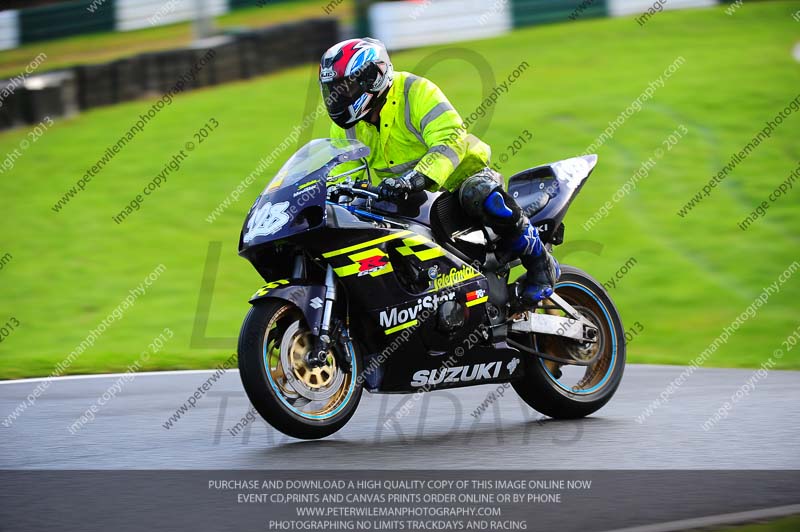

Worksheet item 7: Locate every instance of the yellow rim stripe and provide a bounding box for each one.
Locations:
[465,296,488,307]
[384,319,418,335]
[322,230,412,258]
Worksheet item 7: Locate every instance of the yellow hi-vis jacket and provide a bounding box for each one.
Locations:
[330,71,492,192]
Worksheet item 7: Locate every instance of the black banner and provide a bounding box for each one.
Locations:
[1,470,799,531]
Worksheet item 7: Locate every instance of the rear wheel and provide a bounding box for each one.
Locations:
[238,299,362,439]
[510,265,626,418]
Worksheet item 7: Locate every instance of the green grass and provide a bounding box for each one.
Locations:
[0,2,799,378]
[720,516,800,532]
[0,0,352,79]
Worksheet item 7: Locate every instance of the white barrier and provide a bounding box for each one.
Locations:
[368,0,512,51]
[115,0,228,32]
[0,10,20,51]
[607,0,717,17]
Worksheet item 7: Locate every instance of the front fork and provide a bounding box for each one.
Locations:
[307,264,337,367]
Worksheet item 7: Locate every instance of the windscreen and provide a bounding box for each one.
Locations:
[263,138,369,194]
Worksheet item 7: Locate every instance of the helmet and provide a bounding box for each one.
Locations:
[319,38,394,129]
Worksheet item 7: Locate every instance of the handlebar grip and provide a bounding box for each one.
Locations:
[354,181,377,192]
[353,181,382,198]
[336,183,378,201]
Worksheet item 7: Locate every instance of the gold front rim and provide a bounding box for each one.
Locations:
[263,305,353,418]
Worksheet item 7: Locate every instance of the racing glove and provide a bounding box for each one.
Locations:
[377,170,432,200]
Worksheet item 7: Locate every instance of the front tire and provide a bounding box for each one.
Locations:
[238,299,362,440]
[511,265,626,419]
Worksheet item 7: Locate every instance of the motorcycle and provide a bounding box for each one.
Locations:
[237,138,625,439]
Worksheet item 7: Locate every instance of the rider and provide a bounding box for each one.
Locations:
[319,38,559,303]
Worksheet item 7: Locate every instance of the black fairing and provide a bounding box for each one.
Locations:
[508,155,597,243]
[239,139,597,393]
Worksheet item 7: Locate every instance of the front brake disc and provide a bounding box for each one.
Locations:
[279,321,344,401]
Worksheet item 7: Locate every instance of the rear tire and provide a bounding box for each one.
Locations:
[238,299,362,440]
[511,265,626,419]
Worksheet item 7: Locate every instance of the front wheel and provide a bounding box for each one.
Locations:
[510,265,626,419]
[238,299,362,440]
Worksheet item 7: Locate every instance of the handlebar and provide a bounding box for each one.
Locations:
[326,181,412,228]
[329,182,381,200]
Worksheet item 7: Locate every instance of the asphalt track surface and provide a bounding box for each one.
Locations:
[2,364,799,470]
[2,365,800,532]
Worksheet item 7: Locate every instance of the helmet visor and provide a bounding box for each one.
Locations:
[321,77,364,115]
[321,64,380,115]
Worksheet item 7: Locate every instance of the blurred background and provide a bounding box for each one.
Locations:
[0,0,798,378]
